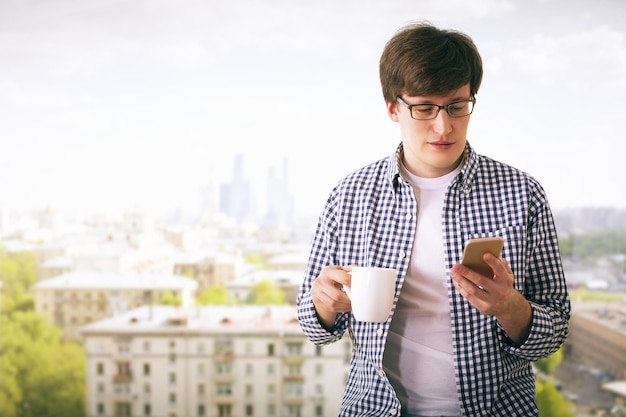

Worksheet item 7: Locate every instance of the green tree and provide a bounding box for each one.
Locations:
[197,285,234,305]
[247,280,287,305]
[0,311,85,417]
[0,248,84,417]
[536,380,574,417]
[559,230,626,262]
[156,290,182,306]
[0,249,35,313]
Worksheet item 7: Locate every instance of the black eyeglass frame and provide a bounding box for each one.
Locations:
[396,97,477,120]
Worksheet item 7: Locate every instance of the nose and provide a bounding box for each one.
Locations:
[432,109,453,135]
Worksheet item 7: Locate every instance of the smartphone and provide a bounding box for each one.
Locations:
[461,237,504,277]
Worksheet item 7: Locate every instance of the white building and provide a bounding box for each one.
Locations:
[33,271,197,340]
[81,305,351,417]
[226,269,303,304]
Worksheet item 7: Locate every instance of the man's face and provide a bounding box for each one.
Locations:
[386,84,472,178]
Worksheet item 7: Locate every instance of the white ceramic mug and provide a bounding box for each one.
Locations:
[344,266,397,322]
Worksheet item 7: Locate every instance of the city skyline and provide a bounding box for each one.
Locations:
[1,0,626,218]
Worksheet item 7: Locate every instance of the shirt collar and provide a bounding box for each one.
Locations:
[387,141,479,193]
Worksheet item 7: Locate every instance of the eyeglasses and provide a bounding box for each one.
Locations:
[396,97,476,120]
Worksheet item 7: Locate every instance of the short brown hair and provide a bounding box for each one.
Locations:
[379,21,483,102]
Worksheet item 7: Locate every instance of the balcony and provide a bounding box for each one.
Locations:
[112,373,133,383]
[282,355,304,365]
[283,375,304,383]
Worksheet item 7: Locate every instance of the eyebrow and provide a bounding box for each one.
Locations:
[412,96,471,105]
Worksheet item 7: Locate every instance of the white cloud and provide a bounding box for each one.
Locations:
[509,25,626,87]
[0,80,71,108]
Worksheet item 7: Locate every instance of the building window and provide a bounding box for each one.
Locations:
[198,383,205,396]
[285,342,302,355]
[197,342,205,354]
[285,404,302,417]
[114,383,131,395]
[216,362,232,375]
[245,384,253,396]
[316,345,323,356]
[114,402,132,417]
[198,405,206,416]
[267,363,275,375]
[287,363,301,376]
[284,382,303,398]
[315,404,324,417]
[170,340,176,349]
[198,363,205,375]
[169,372,176,384]
[144,383,151,394]
[268,384,276,397]
[215,338,233,356]
[217,404,232,417]
[117,341,130,354]
[245,404,253,416]
[169,393,176,404]
[245,363,253,375]
[97,362,104,375]
[267,403,276,416]
[97,403,105,415]
[144,404,151,415]
[216,383,232,395]
[97,382,105,394]
[117,361,131,376]
[315,363,323,375]
[267,343,274,356]
[143,341,150,352]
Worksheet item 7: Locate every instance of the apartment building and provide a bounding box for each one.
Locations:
[33,271,197,340]
[226,269,302,304]
[567,301,626,379]
[172,251,244,295]
[80,305,351,417]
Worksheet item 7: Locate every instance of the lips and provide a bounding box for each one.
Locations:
[429,141,454,149]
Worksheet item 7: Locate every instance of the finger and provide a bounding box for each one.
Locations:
[452,263,492,291]
[483,253,508,278]
[452,271,489,308]
[502,258,513,273]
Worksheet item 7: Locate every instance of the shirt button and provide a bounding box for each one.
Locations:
[377,328,384,336]
[390,409,398,416]
[398,250,406,259]
[405,213,412,220]
[378,370,385,378]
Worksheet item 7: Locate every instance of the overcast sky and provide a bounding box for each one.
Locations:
[1,0,625,218]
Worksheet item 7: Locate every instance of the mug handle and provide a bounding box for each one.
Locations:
[343,271,353,298]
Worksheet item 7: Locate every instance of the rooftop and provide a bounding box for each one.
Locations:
[33,271,197,290]
[602,380,626,397]
[572,301,626,336]
[80,305,300,336]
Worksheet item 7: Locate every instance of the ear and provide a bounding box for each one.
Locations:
[386,100,400,122]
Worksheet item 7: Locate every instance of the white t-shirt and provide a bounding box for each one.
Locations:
[382,162,462,416]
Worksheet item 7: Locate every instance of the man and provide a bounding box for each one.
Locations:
[297,21,570,417]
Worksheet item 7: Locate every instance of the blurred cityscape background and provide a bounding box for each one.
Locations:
[1,0,626,416]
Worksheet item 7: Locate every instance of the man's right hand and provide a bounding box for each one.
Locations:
[310,265,354,330]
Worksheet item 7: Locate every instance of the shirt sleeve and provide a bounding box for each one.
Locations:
[296,192,350,345]
[298,293,349,345]
[498,185,571,361]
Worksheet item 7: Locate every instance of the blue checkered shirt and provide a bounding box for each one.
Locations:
[297,142,570,417]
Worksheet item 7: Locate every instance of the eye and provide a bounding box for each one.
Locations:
[414,105,436,115]
[448,102,468,112]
